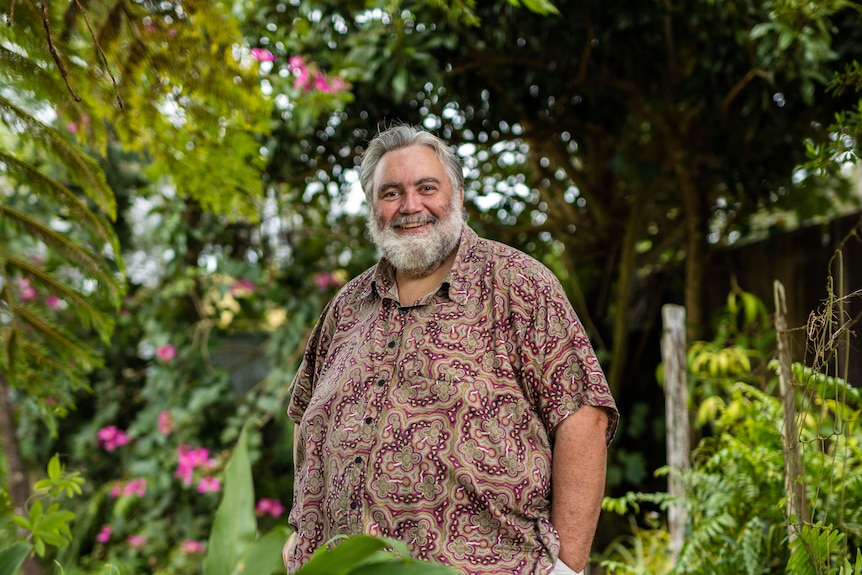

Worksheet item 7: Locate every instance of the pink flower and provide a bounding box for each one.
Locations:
[155,344,176,362]
[16,279,37,301]
[175,445,217,485]
[67,123,78,133]
[328,77,347,92]
[288,55,306,70]
[158,410,173,435]
[45,295,61,309]
[294,69,311,91]
[251,47,276,62]
[96,525,112,544]
[123,478,147,497]
[180,539,206,554]
[314,75,332,93]
[128,534,148,548]
[109,482,123,498]
[197,477,221,493]
[313,271,346,291]
[230,279,255,296]
[255,498,285,519]
[97,426,130,452]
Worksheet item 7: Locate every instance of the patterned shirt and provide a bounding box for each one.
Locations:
[287,226,618,574]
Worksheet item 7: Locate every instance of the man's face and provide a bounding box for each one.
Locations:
[367,144,464,278]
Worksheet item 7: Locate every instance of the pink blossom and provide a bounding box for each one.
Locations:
[180,539,206,554]
[45,295,62,309]
[97,426,130,452]
[314,75,332,93]
[67,123,78,133]
[251,47,276,62]
[230,279,255,296]
[128,534,148,548]
[197,476,221,493]
[96,525,112,544]
[123,478,147,497]
[109,482,124,498]
[294,70,311,91]
[175,445,217,485]
[328,77,347,92]
[155,344,177,362]
[255,498,285,519]
[313,271,346,291]
[288,55,306,70]
[16,279,37,301]
[158,410,173,435]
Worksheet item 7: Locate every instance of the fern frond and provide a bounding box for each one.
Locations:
[4,255,115,342]
[0,94,116,218]
[7,305,96,371]
[0,149,121,258]
[0,205,124,306]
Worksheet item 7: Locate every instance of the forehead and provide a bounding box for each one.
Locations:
[373,145,446,183]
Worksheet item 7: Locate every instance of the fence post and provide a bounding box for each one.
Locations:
[773,280,810,543]
[661,304,690,561]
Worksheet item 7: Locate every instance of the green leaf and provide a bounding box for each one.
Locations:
[236,525,291,575]
[351,561,461,575]
[47,454,61,480]
[203,420,259,575]
[294,536,391,575]
[0,543,30,575]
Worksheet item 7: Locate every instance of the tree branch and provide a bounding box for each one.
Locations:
[40,0,81,102]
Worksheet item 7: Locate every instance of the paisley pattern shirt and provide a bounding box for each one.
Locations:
[287,226,618,574]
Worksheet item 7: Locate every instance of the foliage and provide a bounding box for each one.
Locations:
[203,421,288,575]
[243,0,862,404]
[598,516,673,575]
[12,455,84,558]
[0,543,30,575]
[601,286,862,574]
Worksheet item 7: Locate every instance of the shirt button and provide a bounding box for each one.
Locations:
[354,456,362,464]
[350,501,358,510]
[378,379,386,386]
[365,417,373,424]
[387,340,396,348]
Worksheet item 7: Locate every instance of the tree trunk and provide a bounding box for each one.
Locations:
[0,370,43,575]
[675,152,705,340]
[607,191,648,397]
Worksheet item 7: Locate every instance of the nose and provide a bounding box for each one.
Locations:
[399,189,422,213]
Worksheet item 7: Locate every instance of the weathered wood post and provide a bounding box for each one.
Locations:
[661,304,690,561]
[773,280,810,543]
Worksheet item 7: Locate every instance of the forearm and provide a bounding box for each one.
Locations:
[550,405,609,571]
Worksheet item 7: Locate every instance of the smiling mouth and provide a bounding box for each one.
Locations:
[393,217,436,230]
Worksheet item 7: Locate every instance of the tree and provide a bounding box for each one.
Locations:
[244,0,862,401]
[1,1,271,571]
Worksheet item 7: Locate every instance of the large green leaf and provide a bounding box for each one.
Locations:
[0,543,30,575]
[203,421,258,575]
[237,525,291,575]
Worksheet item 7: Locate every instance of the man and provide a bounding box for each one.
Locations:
[284,125,618,575]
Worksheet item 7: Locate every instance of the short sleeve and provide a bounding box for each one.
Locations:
[514,265,619,444]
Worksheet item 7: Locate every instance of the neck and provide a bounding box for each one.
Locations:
[395,247,458,304]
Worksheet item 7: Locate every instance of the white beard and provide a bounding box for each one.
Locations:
[368,200,464,279]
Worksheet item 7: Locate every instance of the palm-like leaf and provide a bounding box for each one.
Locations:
[0,4,124,412]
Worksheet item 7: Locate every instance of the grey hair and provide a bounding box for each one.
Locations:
[358,124,464,204]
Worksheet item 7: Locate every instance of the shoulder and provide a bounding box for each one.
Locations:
[469,234,563,293]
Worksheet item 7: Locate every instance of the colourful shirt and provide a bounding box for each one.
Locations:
[287,226,618,574]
